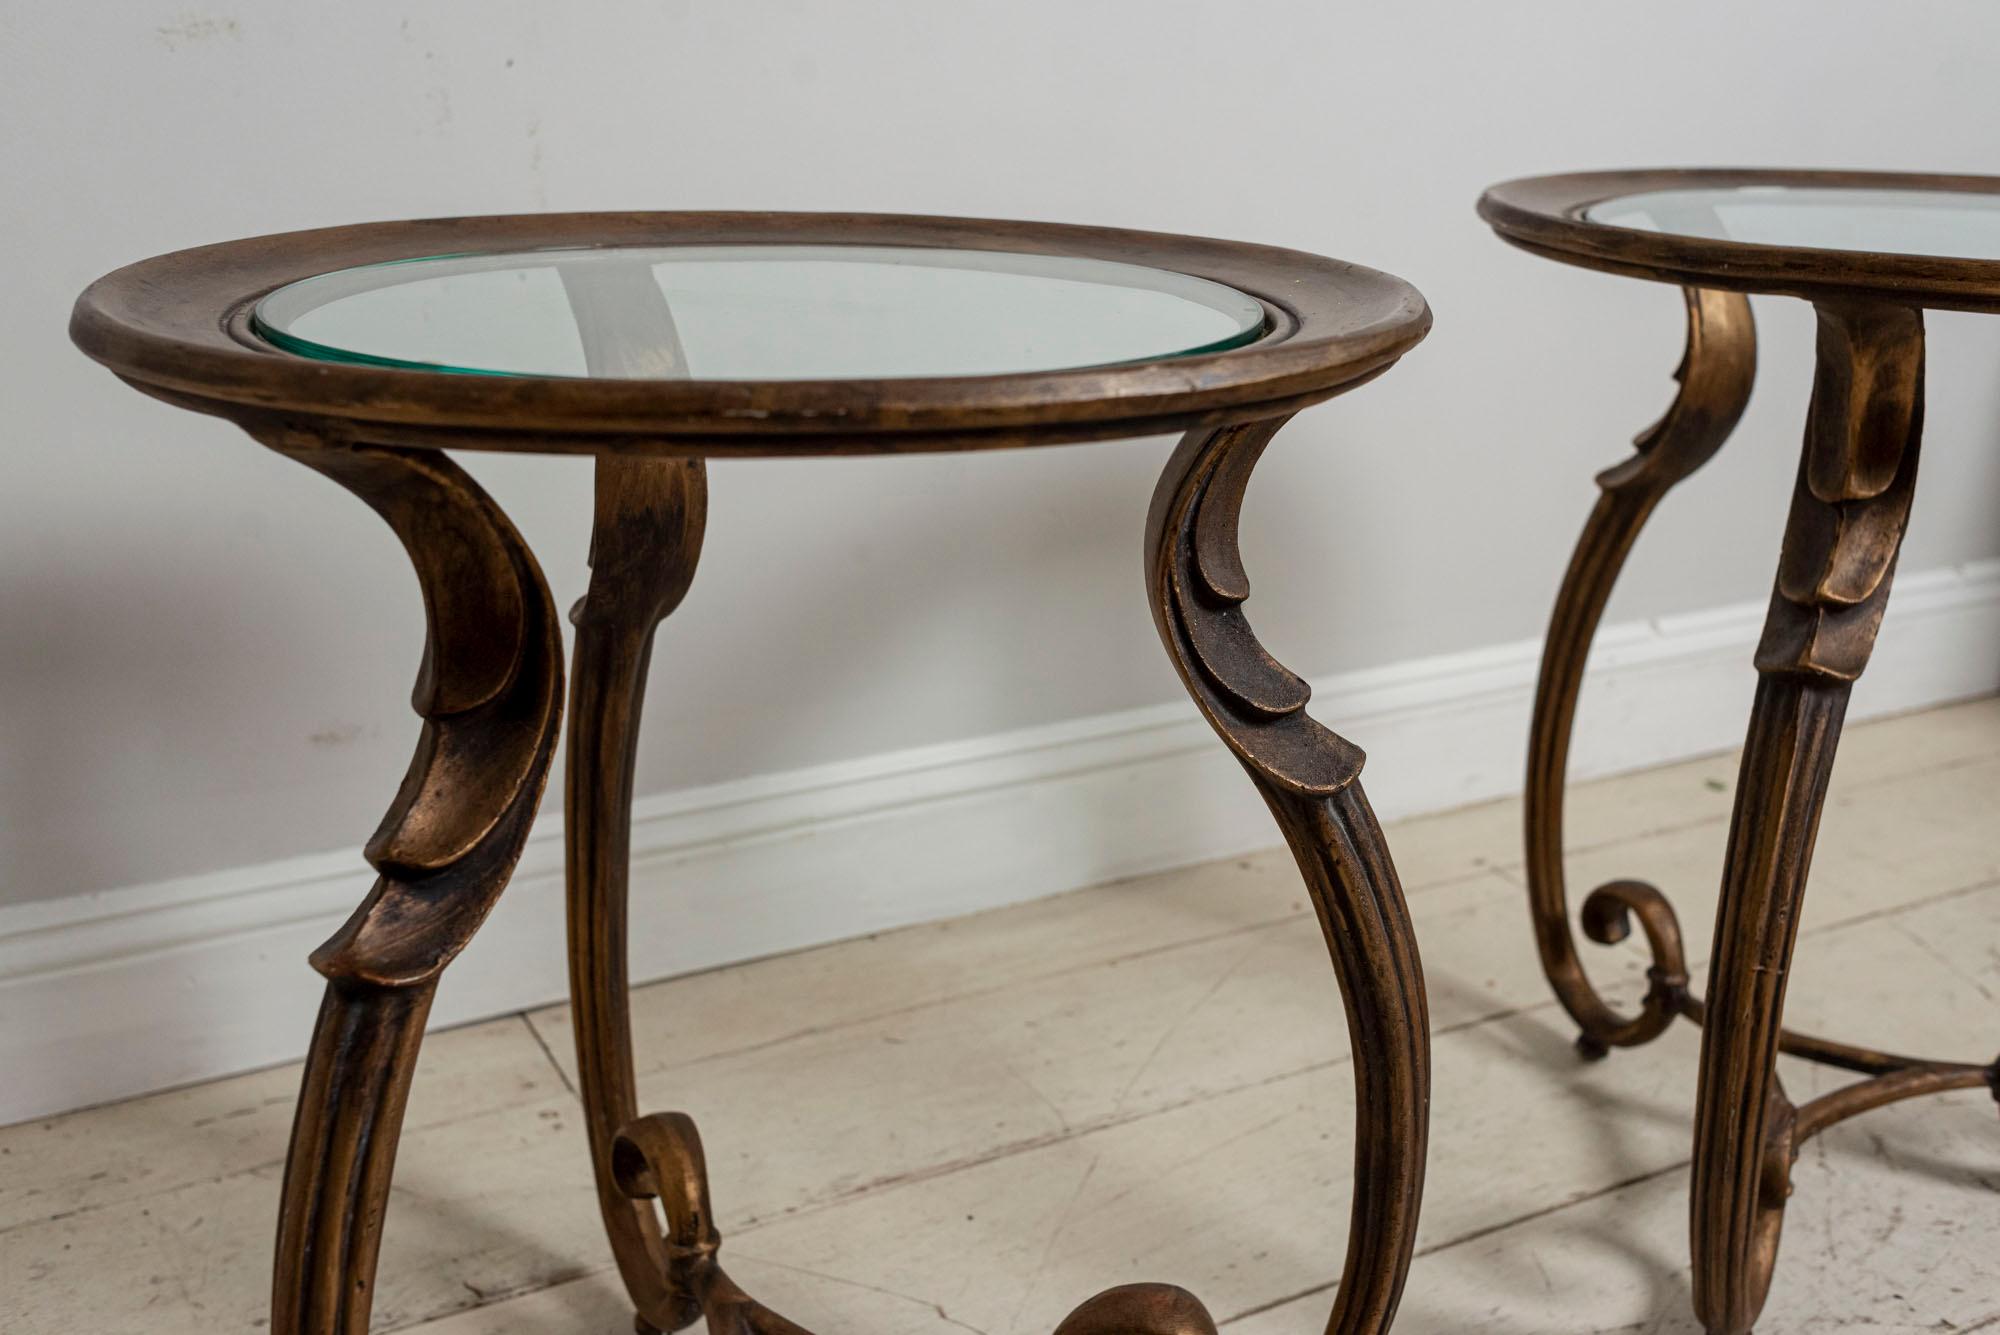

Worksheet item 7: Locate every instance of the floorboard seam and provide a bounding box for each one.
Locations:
[9,873,1993,1244]
[521,1011,580,1101]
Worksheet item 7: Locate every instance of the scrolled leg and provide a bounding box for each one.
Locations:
[1052,1285,1219,1335]
[1524,286,1757,1056]
[564,456,710,1333]
[253,432,565,1335]
[1145,417,1428,1334]
[564,442,1284,1335]
[1689,300,1923,1335]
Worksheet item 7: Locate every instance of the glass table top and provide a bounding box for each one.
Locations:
[1585,185,2000,261]
[251,245,1269,381]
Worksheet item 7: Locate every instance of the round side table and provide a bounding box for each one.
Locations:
[1480,170,2000,1333]
[72,214,1433,1335]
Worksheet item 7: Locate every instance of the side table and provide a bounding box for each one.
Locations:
[1480,169,2000,1334]
[71,213,1433,1335]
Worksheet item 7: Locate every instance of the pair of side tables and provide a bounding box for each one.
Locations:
[69,170,1999,1334]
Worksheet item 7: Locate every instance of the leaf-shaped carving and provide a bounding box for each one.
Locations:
[1145,418,1427,1333]
[1524,287,1755,1055]
[253,436,565,987]
[255,434,564,1335]
[1759,303,1923,679]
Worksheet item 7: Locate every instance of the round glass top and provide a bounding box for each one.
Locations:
[251,245,1269,381]
[1585,185,2000,261]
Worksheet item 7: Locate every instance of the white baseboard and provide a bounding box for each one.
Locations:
[4,559,1996,1125]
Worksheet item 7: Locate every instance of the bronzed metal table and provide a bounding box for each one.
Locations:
[72,214,1433,1335]
[1480,169,2000,1334]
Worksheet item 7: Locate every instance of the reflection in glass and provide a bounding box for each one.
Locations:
[1586,186,2000,261]
[253,245,1269,381]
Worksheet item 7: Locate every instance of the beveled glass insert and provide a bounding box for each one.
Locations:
[252,245,1268,380]
[1585,185,2000,261]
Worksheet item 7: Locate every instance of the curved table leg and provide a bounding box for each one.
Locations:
[1690,300,1925,1335]
[564,417,1423,1335]
[564,456,709,1334]
[1524,286,1757,1057]
[1145,417,1429,1333]
[565,450,1255,1335]
[253,433,564,1335]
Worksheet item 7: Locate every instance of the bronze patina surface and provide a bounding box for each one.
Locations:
[1482,169,2000,1335]
[74,211,1434,1335]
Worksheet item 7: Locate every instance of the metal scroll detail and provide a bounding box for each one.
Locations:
[1522,286,1757,1055]
[1690,300,1969,1335]
[1520,294,1997,1334]
[255,433,565,1335]
[568,417,1430,1335]
[1143,418,1430,1335]
[565,455,714,1334]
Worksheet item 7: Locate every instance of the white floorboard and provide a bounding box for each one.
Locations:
[2,699,1995,1335]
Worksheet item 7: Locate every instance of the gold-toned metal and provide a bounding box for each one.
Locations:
[561,413,1431,1335]
[1145,417,1429,1332]
[251,431,565,1335]
[606,1105,1227,1335]
[1524,291,1998,1334]
[75,211,1435,1335]
[568,456,711,1335]
[1493,190,2000,1335]
[1488,169,2000,1333]
[1687,299,1928,1334]
[1523,285,1755,1060]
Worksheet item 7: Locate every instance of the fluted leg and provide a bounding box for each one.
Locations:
[564,456,709,1334]
[1145,418,1429,1333]
[563,423,1422,1335]
[1690,301,1924,1334]
[254,433,564,1335]
[1524,287,1757,1056]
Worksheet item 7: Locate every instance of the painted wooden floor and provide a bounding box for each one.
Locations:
[4,699,1997,1334]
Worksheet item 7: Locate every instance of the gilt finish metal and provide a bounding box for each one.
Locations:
[67,211,1427,453]
[563,412,1432,1335]
[251,428,565,1335]
[72,212,1432,1335]
[1522,284,1755,1061]
[1145,416,1429,1332]
[568,456,710,1334]
[1484,170,2000,1334]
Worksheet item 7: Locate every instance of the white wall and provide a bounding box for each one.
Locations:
[4,2,1999,910]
